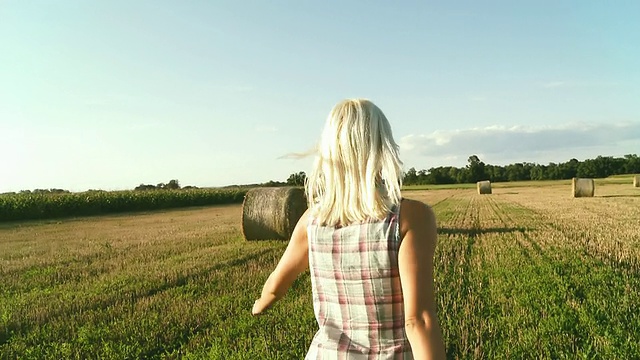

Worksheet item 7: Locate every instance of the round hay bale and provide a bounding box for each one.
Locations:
[634,175,639,188]
[242,187,307,241]
[477,180,492,195]
[572,178,595,197]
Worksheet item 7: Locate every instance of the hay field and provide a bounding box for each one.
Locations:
[1,183,639,359]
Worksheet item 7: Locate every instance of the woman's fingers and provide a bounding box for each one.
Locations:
[252,299,265,315]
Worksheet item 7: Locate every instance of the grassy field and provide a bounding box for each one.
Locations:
[1,182,639,359]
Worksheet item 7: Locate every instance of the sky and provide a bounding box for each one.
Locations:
[1,1,639,193]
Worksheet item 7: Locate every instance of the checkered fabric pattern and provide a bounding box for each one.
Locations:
[305,206,413,359]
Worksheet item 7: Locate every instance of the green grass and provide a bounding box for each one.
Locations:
[1,184,639,358]
[432,193,640,358]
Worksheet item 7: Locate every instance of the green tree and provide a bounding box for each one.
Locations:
[404,167,418,185]
[286,172,306,186]
[624,154,640,173]
[577,159,598,178]
[505,163,528,181]
[559,158,579,179]
[466,155,488,183]
[166,179,181,190]
[417,169,428,184]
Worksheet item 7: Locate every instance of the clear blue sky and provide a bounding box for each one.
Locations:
[1,1,639,192]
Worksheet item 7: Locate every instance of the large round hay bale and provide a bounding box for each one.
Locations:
[477,180,492,195]
[572,178,595,197]
[634,175,639,188]
[242,187,307,241]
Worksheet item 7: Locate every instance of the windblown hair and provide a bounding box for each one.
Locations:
[306,99,403,226]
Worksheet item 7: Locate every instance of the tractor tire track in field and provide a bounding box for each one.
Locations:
[491,198,596,356]
[429,192,457,209]
[435,193,493,359]
[503,187,640,273]
[418,190,640,359]
[479,194,640,358]
[522,210,640,355]
[538,212,640,273]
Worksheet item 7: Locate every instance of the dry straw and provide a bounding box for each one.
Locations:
[242,187,308,241]
[572,178,595,197]
[477,180,492,195]
[634,175,639,188]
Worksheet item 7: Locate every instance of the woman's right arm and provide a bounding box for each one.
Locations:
[398,199,446,360]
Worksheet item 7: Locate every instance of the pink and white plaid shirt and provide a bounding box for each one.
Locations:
[305,205,413,359]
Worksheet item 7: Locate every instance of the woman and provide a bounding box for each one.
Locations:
[252,99,445,359]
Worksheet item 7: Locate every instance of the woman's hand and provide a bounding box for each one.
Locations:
[251,293,277,315]
[250,209,310,316]
[251,300,262,315]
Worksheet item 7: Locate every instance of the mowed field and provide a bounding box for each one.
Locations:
[1,182,639,359]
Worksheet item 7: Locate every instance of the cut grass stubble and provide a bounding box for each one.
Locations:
[1,185,639,359]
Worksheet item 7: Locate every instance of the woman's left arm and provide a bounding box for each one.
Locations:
[251,209,310,315]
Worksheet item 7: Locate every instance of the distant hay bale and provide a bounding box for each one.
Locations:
[477,180,492,195]
[634,175,640,188]
[572,178,595,197]
[242,187,307,241]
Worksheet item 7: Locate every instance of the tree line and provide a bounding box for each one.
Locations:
[134,179,198,191]
[280,154,639,187]
[403,154,640,185]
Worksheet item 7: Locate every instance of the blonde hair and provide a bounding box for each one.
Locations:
[306,99,403,226]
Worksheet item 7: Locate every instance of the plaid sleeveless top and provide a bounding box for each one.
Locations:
[305,205,413,359]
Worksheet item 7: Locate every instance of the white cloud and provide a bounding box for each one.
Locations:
[399,122,640,165]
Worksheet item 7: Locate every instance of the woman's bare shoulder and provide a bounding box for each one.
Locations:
[400,198,435,220]
[399,199,436,237]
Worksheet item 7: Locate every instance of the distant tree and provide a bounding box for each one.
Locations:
[624,154,640,173]
[166,179,180,190]
[286,172,307,186]
[546,163,561,180]
[264,180,287,187]
[134,180,182,191]
[466,155,488,183]
[51,188,70,194]
[589,156,614,178]
[417,169,428,184]
[426,167,456,184]
[31,189,70,194]
[505,163,530,182]
[449,167,464,183]
[404,167,418,185]
[135,184,157,191]
[577,159,598,178]
[529,165,545,181]
[486,165,507,182]
[560,158,579,179]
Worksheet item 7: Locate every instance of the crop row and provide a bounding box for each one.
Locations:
[0,189,247,222]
